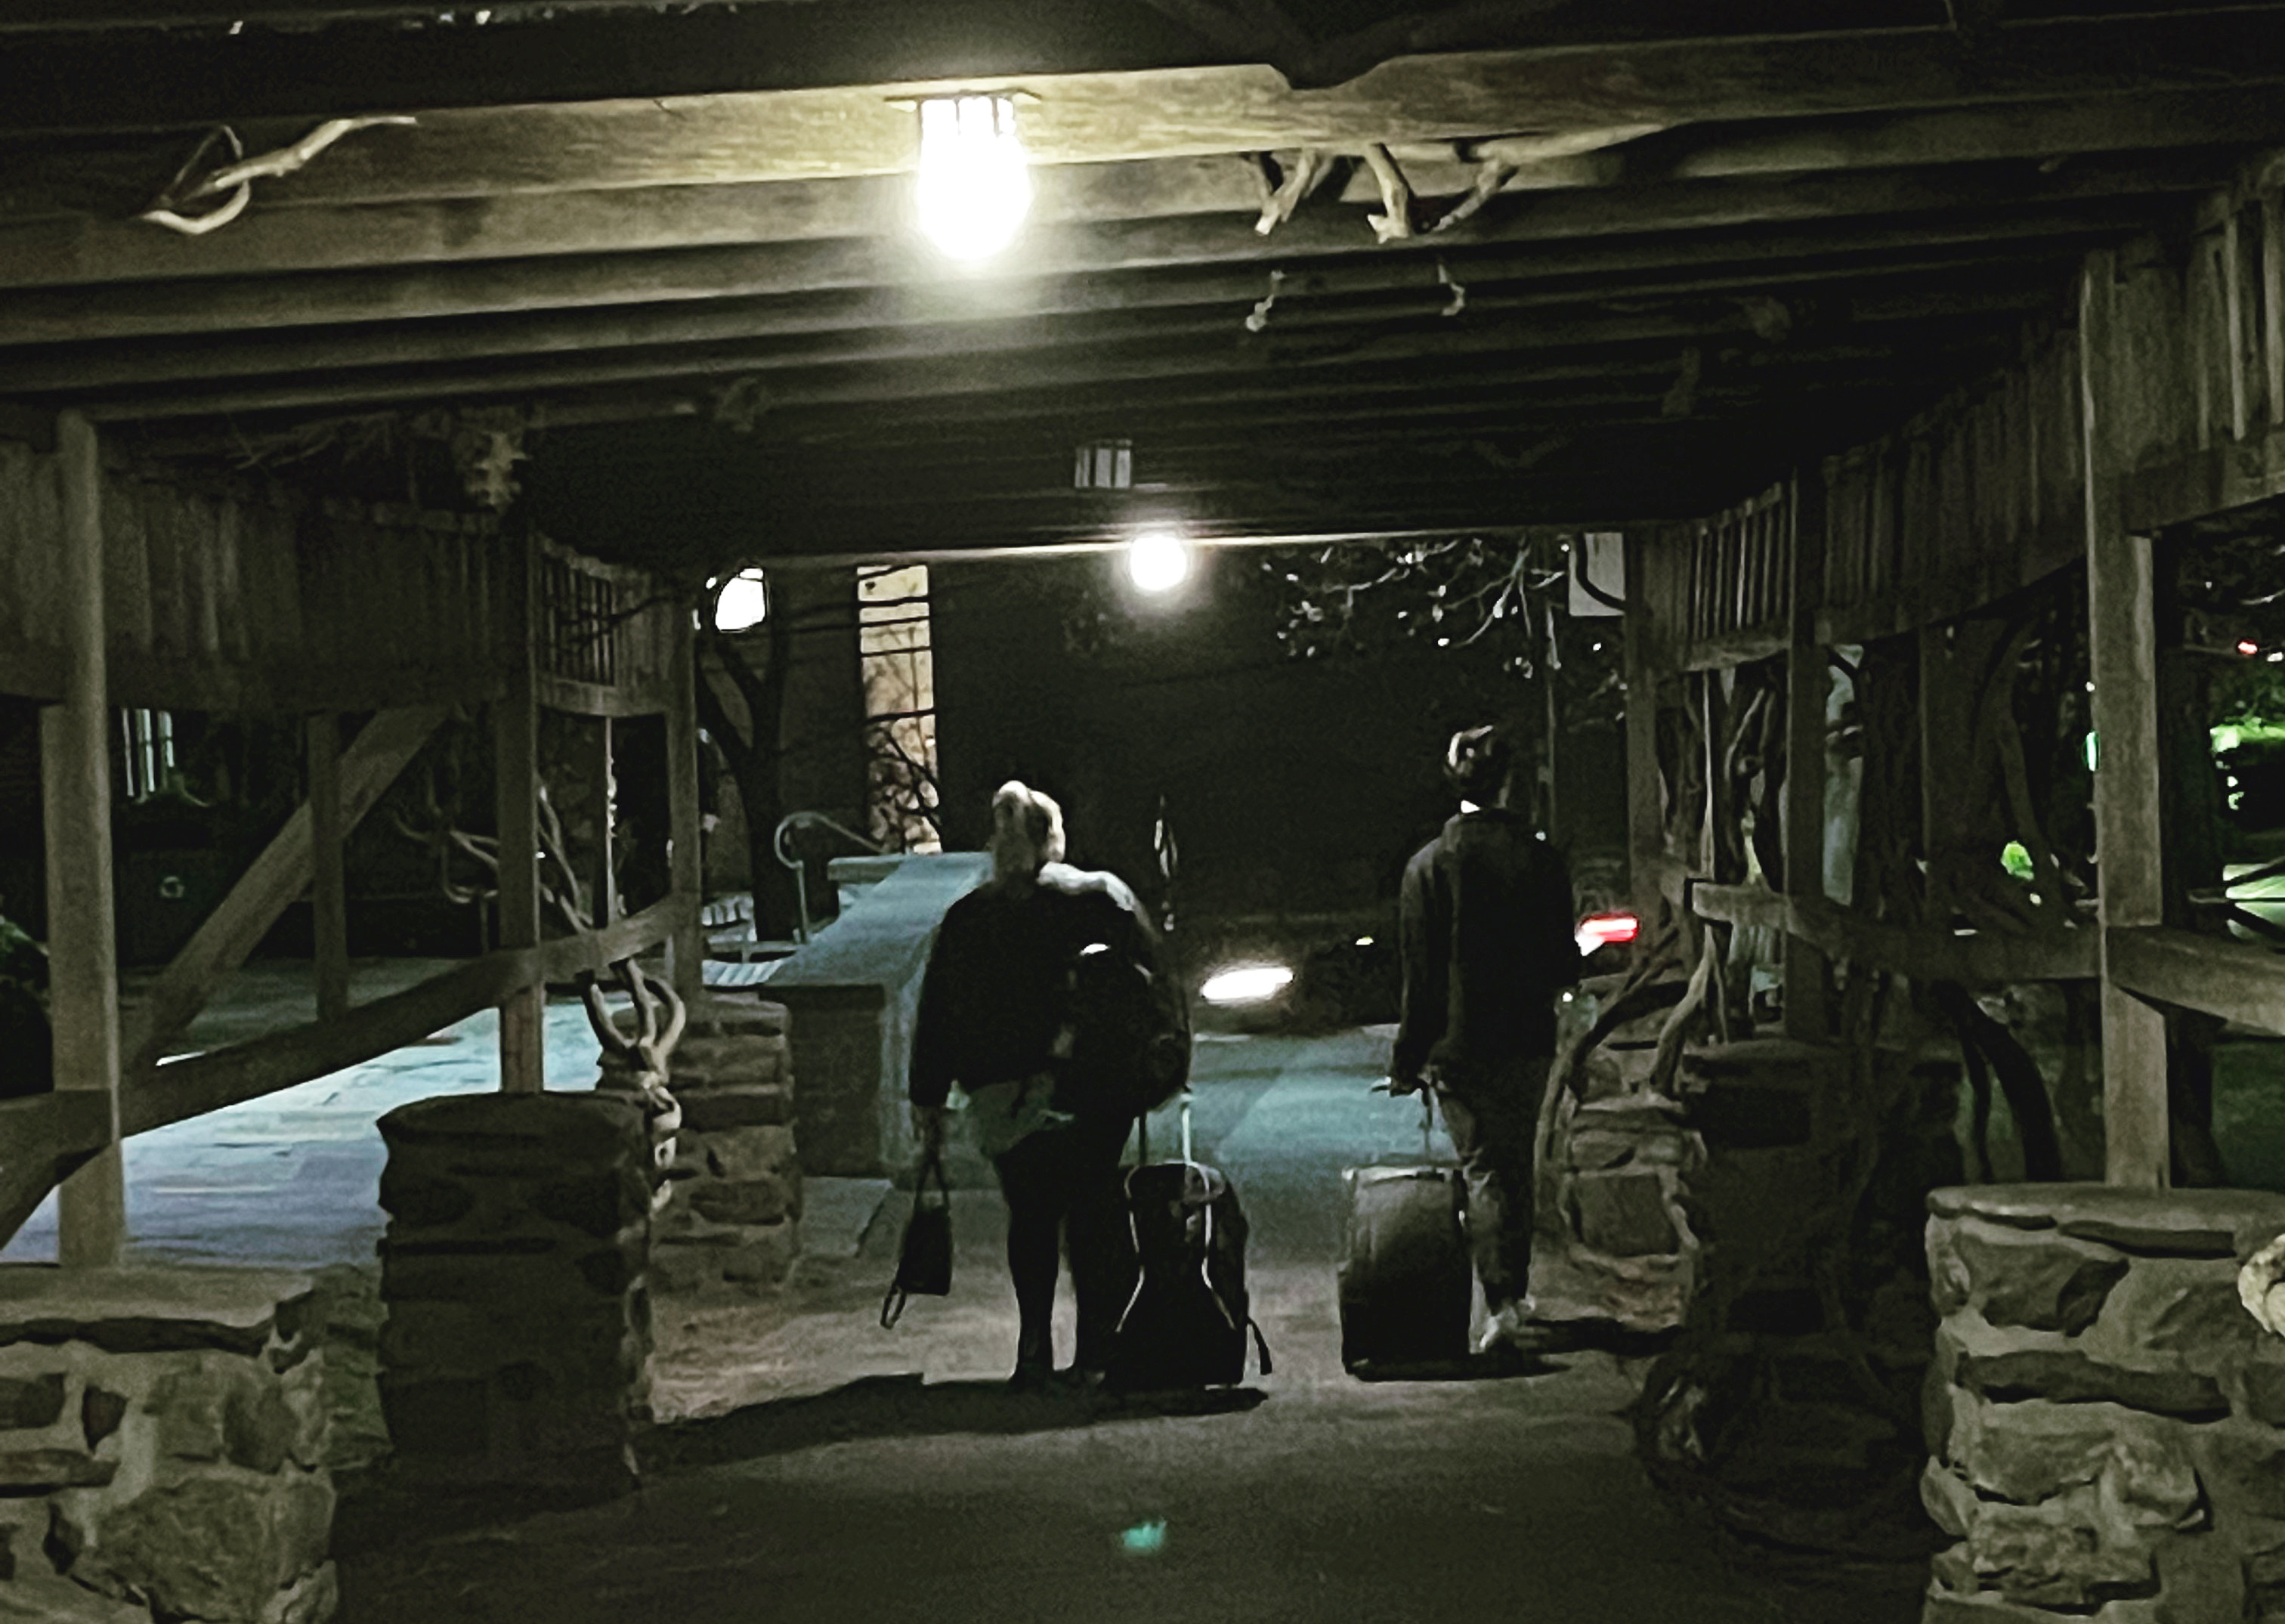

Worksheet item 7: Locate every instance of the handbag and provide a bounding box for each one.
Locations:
[880,1152,952,1329]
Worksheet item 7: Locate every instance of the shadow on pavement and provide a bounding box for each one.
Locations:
[643,1372,1269,1471]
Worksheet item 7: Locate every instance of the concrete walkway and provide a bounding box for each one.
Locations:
[2,968,1929,1621]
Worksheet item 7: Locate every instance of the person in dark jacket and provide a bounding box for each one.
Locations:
[910,780,1179,1390]
[1392,725,1580,1354]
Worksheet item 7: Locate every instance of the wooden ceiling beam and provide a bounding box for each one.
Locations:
[0,159,2196,347]
[8,11,2285,188]
[71,309,2021,425]
[7,84,2277,283]
[0,263,2056,397]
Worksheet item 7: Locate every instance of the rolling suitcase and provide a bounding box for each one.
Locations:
[1105,1093,1272,1391]
[1338,1087,1473,1372]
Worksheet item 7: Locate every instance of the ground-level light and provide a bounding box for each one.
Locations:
[1201,964,1292,1005]
[916,95,1031,261]
[1575,913,1639,954]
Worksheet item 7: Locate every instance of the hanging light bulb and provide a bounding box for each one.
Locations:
[917,95,1032,261]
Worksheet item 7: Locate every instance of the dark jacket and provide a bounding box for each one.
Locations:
[1393,809,1580,1084]
[909,862,1177,1112]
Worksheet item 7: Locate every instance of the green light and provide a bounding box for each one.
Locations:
[2001,842,2034,880]
[2084,732,2100,772]
[1121,1520,1167,1554]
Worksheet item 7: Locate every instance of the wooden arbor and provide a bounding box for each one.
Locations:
[0,411,703,1263]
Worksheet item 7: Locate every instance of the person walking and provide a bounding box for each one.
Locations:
[1390,725,1580,1355]
[909,780,1182,1391]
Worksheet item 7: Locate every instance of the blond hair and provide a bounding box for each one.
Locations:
[989,780,1065,877]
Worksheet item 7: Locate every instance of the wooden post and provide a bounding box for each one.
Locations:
[666,595,704,1001]
[45,411,125,1267]
[1624,531,1665,941]
[1783,467,1830,1040]
[589,716,617,926]
[308,711,348,1022]
[2081,246,2170,1189]
[2263,188,2284,430]
[495,529,545,1094]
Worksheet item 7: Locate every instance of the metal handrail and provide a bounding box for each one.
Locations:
[772,811,885,943]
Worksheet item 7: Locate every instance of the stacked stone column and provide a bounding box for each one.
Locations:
[600,995,799,1295]
[1923,1184,2285,1622]
[375,1093,653,1490]
[0,1265,336,1623]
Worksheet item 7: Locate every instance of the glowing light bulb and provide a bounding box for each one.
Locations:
[1128,531,1192,592]
[711,569,768,632]
[917,96,1032,261]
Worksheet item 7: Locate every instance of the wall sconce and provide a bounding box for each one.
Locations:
[1127,530,1192,593]
[917,94,1032,261]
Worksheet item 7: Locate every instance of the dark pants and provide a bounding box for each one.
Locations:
[991,1112,1138,1372]
[1435,1055,1552,1313]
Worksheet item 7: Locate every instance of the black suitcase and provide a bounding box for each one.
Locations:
[1337,1089,1472,1372]
[1105,1096,1271,1391]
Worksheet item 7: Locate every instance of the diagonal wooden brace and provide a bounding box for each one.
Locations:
[122,705,449,1074]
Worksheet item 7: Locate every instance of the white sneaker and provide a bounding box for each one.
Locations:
[1475,1299,1538,1355]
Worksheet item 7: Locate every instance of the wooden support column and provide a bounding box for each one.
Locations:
[2081,247,2170,1189]
[1624,531,1665,942]
[665,595,704,1001]
[307,712,348,1022]
[495,529,545,1094]
[1782,467,1830,1040]
[589,716,617,927]
[2264,187,2284,430]
[44,411,124,1267]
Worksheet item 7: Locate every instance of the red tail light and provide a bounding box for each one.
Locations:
[1576,913,1640,948]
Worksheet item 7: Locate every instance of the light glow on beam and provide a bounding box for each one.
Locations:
[917,96,1032,261]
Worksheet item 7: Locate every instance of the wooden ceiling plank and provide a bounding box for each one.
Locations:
[0,159,2196,346]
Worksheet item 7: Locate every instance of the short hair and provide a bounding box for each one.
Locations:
[991,780,1067,866]
[1443,725,1513,805]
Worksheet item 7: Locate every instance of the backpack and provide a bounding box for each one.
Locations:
[1107,1158,1272,1391]
[1062,933,1190,1119]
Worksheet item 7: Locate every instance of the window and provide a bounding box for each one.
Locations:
[857,566,941,852]
[119,708,175,802]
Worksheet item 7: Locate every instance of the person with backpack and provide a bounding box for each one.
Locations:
[1390,725,1581,1356]
[910,780,1187,1391]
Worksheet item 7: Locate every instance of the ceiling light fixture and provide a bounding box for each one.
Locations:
[917,95,1032,261]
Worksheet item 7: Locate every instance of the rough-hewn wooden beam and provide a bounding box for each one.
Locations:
[76,315,2015,424]
[43,411,124,1268]
[2081,244,2170,1189]
[8,86,2276,286]
[121,896,688,1137]
[11,11,2285,194]
[2107,926,2285,1037]
[0,261,2059,397]
[0,168,2186,349]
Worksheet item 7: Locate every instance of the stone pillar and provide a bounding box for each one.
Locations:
[1923,1184,2285,1621]
[375,1093,653,1490]
[0,1265,336,1623]
[601,996,799,1295]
